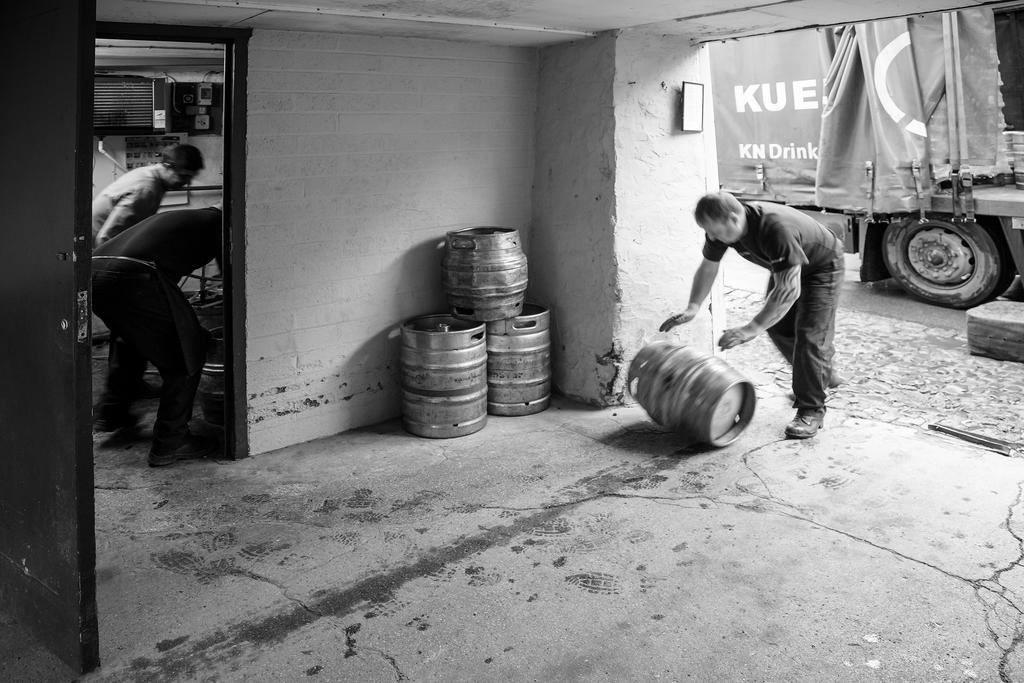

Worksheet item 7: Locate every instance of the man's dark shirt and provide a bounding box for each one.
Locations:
[93,206,221,280]
[702,202,843,274]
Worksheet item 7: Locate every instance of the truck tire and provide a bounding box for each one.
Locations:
[1004,275,1024,301]
[882,216,1012,309]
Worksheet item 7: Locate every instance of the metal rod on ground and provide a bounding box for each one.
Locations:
[926,423,1016,456]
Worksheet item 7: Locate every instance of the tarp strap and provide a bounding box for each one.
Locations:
[950,13,971,169]
[942,14,961,171]
[949,13,976,220]
[962,167,976,221]
[911,159,926,222]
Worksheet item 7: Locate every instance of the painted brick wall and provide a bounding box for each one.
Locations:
[612,32,723,394]
[530,34,619,404]
[532,32,721,406]
[246,30,537,454]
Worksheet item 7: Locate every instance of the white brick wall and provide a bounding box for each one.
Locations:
[246,30,537,454]
[531,32,721,407]
[530,35,619,404]
[613,33,722,379]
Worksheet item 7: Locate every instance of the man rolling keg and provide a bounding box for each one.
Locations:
[660,191,844,439]
[92,205,222,466]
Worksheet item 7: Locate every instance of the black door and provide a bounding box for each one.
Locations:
[0,0,99,674]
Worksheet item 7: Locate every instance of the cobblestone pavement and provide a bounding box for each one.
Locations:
[723,287,1024,450]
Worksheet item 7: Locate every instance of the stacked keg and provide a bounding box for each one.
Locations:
[441,227,528,321]
[400,315,488,438]
[485,303,551,416]
[399,226,552,438]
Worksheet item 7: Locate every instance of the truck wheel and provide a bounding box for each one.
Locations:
[882,217,1010,309]
[1004,275,1024,301]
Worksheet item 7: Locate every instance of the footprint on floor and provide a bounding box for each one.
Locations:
[623,474,668,490]
[238,538,292,561]
[564,572,622,595]
[344,488,382,509]
[530,518,572,536]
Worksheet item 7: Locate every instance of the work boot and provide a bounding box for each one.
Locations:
[785,410,824,439]
[148,433,219,467]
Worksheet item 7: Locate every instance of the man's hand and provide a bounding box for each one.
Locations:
[660,304,700,332]
[717,324,761,350]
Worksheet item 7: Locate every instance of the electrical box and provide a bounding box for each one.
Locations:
[170,81,222,136]
[197,83,214,106]
[173,83,197,110]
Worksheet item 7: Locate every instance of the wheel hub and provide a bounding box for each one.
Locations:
[907,226,975,285]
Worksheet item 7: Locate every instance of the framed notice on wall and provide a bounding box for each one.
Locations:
[680,81,704,132]
[124,133,189,170]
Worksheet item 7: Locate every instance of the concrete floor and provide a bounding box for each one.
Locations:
[4,257,1024,682]
[30,396,1024,683]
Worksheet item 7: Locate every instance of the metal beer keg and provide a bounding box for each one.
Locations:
[442,227,528,322]
[627,341,756,447]
[485,303,551,416]
[400,314,488,438]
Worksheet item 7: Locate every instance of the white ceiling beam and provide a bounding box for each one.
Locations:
[148,0,599,37]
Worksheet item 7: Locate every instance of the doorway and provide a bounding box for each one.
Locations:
[94,22,250,465]
[91,36,229,461]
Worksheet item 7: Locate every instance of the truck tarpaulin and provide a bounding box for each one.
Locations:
[709,30,830,205]
[710,8,1007,214]
[817,9,1005,213]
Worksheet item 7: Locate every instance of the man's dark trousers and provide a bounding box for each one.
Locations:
[765,256,843,415]
[93,260,203,452]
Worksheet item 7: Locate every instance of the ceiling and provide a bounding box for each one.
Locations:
[95,39,223,69]
[97,0,1018,47]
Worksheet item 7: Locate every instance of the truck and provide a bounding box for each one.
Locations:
[709,7,1024,309]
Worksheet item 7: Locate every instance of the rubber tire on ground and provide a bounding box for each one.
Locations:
[1004,275,1024,301]
[882,216,1014,309]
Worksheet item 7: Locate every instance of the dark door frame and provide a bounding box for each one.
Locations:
[95,21,250,459]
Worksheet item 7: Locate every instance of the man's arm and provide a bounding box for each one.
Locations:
[753,264,801,330]
[94,189,162,244]
[659,258,720,332]
[719,264,801,349]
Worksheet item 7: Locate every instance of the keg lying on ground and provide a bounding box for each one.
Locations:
[627,340,756,447]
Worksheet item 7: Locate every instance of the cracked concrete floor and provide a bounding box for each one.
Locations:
[6,254,1024,681]
[6,385,1024,682]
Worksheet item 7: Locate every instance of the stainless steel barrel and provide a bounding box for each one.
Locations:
[400,314,487,438]
[442,227,528,322]
[199,327,225,425]
[627,341,756,447]
[198,363,225,426]
[486,303,551,416]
